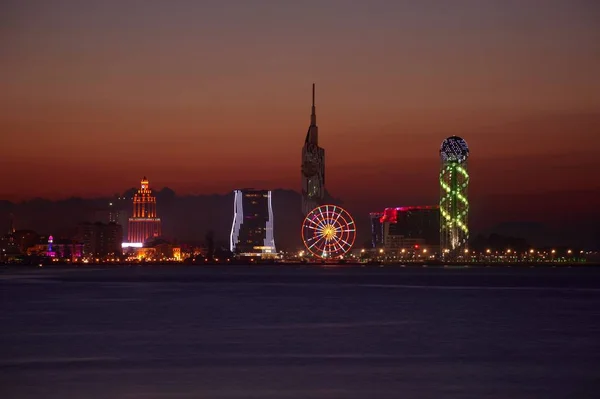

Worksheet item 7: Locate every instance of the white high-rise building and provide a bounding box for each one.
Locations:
[230,189,276,257]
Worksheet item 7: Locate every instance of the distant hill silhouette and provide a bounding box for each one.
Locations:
[0,188,345,251]
[1,187,598,250]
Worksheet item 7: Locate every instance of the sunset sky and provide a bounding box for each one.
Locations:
[1,0,599,228]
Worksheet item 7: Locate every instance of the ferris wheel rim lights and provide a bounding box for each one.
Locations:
[301,204,356,259]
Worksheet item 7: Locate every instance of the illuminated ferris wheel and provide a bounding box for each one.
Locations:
[301,205,356,259]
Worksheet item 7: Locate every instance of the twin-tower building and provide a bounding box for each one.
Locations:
[229,189,276,257]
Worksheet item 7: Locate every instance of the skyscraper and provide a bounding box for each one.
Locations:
[78,222,123,257]
[301,84,325,216]
[230,189,276,257]
[127,177,161,244]
[109,195,129,226]
[439,136,470,257]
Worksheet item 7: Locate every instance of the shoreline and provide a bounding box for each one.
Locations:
[1,261,599,270]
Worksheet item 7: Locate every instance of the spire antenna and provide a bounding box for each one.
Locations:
[8,213,15,234]
[310,83,316,125]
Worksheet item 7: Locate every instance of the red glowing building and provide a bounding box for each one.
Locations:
[372,206,440,252]
[127,177,161,244]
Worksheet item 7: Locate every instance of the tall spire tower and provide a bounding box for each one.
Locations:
[311,83,316,126]
[301,83,326,216]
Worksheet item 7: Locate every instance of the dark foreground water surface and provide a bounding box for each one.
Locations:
[1,265,599,398]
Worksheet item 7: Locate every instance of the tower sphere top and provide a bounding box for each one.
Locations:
[440,136,469,163]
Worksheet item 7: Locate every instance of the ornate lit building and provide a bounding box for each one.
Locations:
[128,177,161,244]
[439,136,470,258]
[301,84,325,216]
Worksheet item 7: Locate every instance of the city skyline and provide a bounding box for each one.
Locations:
[1,0,599,237]
[2,3,600,397]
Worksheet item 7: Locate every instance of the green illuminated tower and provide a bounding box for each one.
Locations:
[440,136,469,258]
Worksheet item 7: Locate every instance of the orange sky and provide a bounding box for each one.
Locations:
[1,0,599,212]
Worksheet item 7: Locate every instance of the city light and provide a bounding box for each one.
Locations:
[122,242,143,248]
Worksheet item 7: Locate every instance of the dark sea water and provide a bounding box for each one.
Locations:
[1,265,599,398]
